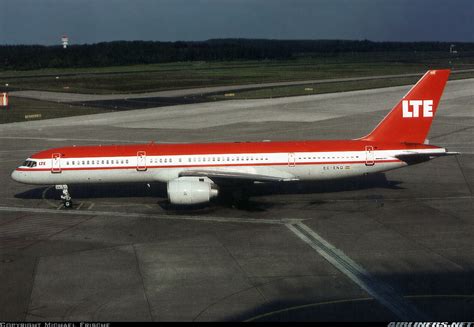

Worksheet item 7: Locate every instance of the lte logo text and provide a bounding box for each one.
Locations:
[402,100,433,118]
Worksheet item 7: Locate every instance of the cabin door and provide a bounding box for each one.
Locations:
[288,153,296,167]
[137,151,147,171]
[51,153,62,173]
[365,146,375,166]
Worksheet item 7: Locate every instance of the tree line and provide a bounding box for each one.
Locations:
[1,39,473,70]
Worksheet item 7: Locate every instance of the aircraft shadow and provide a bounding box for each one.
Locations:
[14,173,402,212]
[242,173,402,197]
[227,270,474,322]
[14,182,168,200]
[213,173,402,211]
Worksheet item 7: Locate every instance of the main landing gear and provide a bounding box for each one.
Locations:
[55,185,73,209]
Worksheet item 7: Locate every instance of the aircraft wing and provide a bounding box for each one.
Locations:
[179,169,298,182]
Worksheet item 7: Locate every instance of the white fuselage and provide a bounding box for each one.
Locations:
[11,148,446,186]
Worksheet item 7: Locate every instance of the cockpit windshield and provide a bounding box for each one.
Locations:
[22,160,37,168]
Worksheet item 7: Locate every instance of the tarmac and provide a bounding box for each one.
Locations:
[0,78,473,321]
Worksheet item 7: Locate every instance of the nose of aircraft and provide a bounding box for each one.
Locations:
[11,169,27,183]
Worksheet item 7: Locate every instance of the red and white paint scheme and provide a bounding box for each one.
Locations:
[1,93,8,107]
[11,70,458,207]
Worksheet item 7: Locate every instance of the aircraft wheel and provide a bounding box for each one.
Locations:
[64,200,73,209]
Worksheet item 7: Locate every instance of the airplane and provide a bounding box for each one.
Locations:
[11,69,458,208]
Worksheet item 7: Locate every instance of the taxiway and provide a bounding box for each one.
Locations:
[0,79,472,321]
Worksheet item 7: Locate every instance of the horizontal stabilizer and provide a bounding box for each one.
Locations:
[395,151,459,164]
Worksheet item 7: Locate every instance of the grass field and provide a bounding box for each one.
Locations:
[0,97,112,124]
[209,71,474,100]
[1,53,474,124]
[1,52,474,94]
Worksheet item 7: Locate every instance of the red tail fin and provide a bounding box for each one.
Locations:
[360,69,450,144]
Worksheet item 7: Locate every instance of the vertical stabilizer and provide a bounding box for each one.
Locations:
[360,70,450,144]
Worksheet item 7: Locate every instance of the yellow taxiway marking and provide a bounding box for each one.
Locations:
[0,206,303,225]
[41,186,60,208]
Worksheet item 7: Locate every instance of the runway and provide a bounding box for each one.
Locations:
[0,78,473,321]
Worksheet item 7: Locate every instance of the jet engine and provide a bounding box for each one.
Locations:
[167,177,218,205]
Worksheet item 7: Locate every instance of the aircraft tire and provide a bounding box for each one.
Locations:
[64,200,73,209]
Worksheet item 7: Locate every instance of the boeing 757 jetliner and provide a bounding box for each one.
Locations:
[12,70,458,208]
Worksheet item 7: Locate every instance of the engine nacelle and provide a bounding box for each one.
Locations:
[167,177,218,205]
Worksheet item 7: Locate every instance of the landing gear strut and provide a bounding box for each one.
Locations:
[55,185,72,209]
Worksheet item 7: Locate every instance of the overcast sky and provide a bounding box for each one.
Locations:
[1,0,473,45]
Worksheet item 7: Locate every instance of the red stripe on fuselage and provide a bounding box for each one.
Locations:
[30,140,440,159]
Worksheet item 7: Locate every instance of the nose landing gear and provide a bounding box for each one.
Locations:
[55,185,73,209]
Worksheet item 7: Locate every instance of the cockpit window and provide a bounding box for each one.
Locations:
[22,160,37,168]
